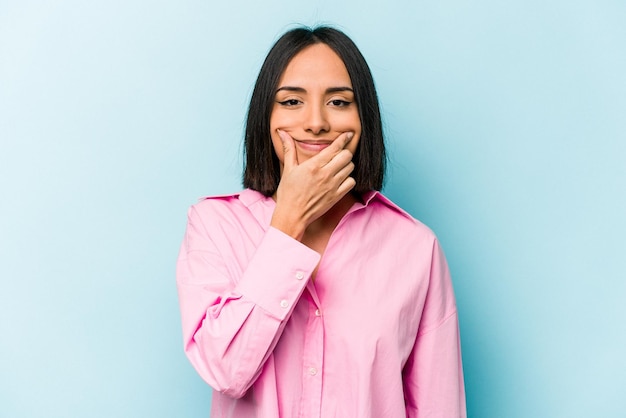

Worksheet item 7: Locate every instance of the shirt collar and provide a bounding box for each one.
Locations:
[358,190,416,222]
[199,189,414,223]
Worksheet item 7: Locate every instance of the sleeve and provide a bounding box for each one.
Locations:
[176,205,321,398]
[402,239,467,418]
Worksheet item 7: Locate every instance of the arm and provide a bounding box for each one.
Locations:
[176,130,354,398]
[176,206,320,398]
[403,240,467,418]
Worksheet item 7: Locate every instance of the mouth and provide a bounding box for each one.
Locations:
[293,139,333,152]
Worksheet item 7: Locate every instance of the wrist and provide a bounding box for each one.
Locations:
[270,210,307,241]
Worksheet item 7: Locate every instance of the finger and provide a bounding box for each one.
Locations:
[333,161,355,182]
[277,129,298,169]
[335,176,356,197]
[322,148,354,174]
[317,131,355,162]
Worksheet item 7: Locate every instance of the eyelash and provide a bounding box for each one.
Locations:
[278,99,301,106]
[329,99,351,107]
[277,99,352,107]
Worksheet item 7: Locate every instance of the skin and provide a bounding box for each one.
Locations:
[269,43,361,255]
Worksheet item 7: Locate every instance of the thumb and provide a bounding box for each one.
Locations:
[277,129,298,169]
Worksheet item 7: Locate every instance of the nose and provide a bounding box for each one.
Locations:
[304,103,330,135]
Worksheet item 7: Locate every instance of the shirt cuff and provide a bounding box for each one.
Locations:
[235,227,321,321]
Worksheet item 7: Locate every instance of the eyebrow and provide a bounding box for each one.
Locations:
[275,86,354,94]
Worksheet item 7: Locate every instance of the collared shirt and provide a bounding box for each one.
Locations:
[176,189,466,418]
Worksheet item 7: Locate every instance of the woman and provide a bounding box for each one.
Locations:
[177,26,466,417]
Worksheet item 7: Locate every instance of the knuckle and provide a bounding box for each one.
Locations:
[309,166,320,176]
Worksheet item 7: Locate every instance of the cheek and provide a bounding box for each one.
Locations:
[270,107,293,128]
[349,117,362,155]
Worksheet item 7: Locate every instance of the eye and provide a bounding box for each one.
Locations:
[329,99,352,107]
[277,99,302,106]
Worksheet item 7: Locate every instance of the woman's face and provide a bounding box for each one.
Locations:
[269,43,361,168]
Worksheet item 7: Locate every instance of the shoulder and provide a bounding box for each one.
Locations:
[191,189,264,211]
[187,189,268,225]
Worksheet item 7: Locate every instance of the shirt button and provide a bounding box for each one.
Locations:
[308,367,318,376]
[280,300,289,308]
[295,271,304,280]
[315,309,321,317]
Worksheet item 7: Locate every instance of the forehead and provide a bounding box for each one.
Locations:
[278,43,352,87]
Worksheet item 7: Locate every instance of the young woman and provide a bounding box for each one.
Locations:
[177,26,466,418]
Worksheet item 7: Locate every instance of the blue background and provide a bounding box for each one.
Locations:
[1,1,624,417]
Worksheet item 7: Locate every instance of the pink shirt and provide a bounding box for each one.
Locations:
[176,189,466,417]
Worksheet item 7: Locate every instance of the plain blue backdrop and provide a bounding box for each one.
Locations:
[1,1,624,417]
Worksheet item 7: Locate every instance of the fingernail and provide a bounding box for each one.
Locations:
[347,132,354,140]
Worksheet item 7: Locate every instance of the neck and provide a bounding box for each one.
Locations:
[307,193,358,235]
[299,193,358,259]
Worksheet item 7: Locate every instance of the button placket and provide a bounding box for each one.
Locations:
[299,299,324,417]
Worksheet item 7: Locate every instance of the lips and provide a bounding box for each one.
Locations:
[294,139,332,152]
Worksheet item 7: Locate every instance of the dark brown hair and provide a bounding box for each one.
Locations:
[243,26,385,196]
